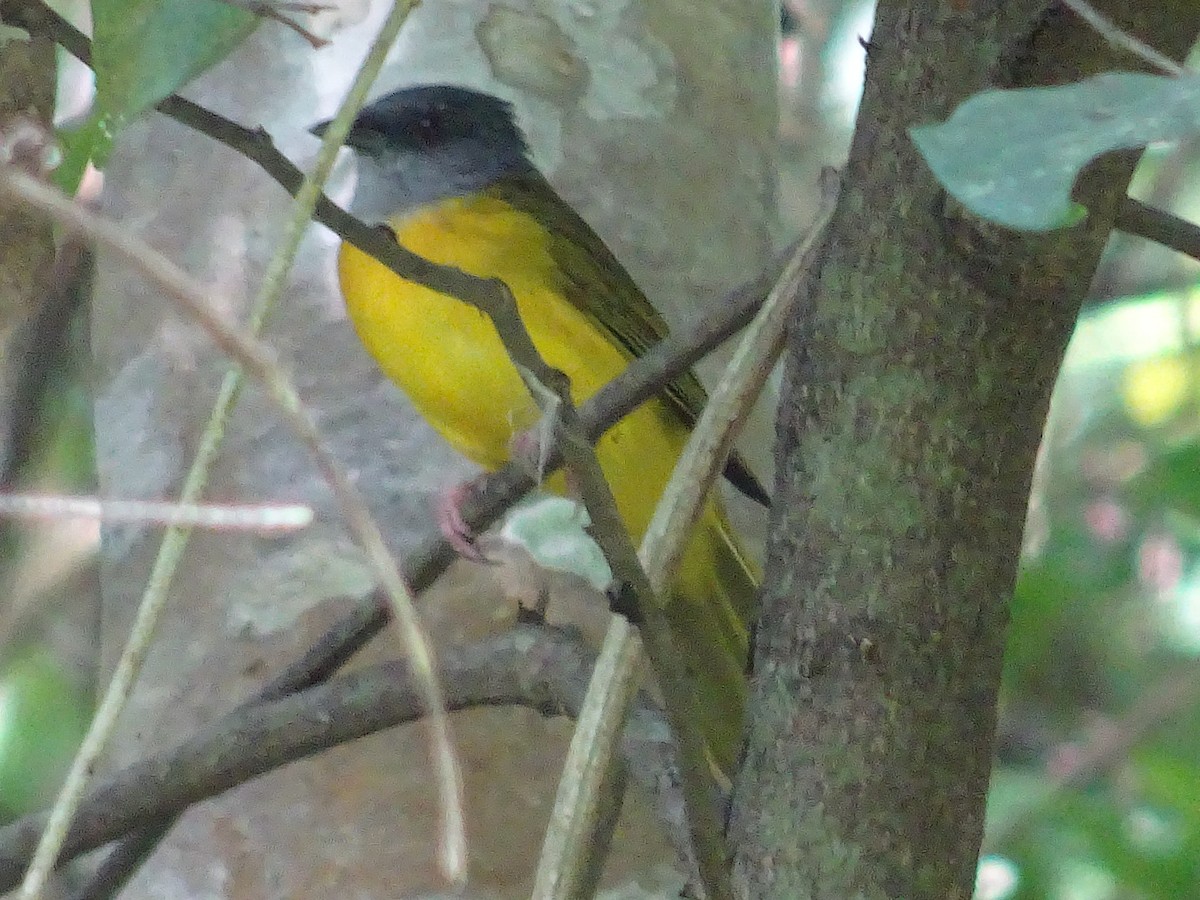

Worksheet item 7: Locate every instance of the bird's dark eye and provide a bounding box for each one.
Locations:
[413,108,442,145]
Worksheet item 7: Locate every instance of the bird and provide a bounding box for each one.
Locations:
[320,84,761,772]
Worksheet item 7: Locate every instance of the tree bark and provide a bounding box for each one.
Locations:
[730,2,1200,898]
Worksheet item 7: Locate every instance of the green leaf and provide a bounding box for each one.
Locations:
[91,0,257,127]
[0,648,90,820]
[910,72,1200,232]
[53,113,113,193]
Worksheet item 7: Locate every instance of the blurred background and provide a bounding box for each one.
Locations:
[3,1,1200,898]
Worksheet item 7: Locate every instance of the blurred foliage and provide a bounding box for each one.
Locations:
[0,294,94,824]
[0,646,89,820]
[986,281,1200,899]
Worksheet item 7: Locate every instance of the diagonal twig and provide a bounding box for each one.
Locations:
[532,168,841,899]
[2,226,804,896]
[1061,0,1188,77]
[218,0,331,48]
[428,266,733,899]
[1114,196,1200,263]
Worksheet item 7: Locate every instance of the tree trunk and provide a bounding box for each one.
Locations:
[729,2,1200,898]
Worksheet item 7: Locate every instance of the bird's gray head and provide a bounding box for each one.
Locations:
[314,84,537,223]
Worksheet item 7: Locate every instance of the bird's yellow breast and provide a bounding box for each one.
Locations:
[337,188,757,770]
[336,194,690,538]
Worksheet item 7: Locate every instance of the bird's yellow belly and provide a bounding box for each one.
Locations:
[336,193,756,769]
[336,199,687,539]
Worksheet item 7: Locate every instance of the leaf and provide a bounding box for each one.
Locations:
[910,72,1200,232]
[91,0,257,127]
[0,649,89,820]
[499,496,614,592]
[54,113,113,192]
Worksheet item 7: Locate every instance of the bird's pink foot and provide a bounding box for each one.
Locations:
[433,479,491,563]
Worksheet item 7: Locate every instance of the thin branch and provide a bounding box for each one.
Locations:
[4,0,594,329]
[0,492,313,532]
[1115,196,1200,264]
[268,7,465,881]
[3,1,88,60]
[15,1,1196,362]
[432,203,828,900]
[0,1,794,503]
[5,2,803,885]
[641,167,840,586]
[0,624,684,892]
[7,1,464,896]
[16,0,1195,883]
[1061,0,1188,77]
[218,0,330,48]
[436,266,732,899]
[52,590,396,900]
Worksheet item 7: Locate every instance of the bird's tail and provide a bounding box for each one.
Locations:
[669,505,759,776]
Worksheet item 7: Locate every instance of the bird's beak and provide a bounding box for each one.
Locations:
[310,120,387,158]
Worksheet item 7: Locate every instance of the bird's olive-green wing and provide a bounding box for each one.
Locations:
[486,173,709,425]
[486,174,770,507]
